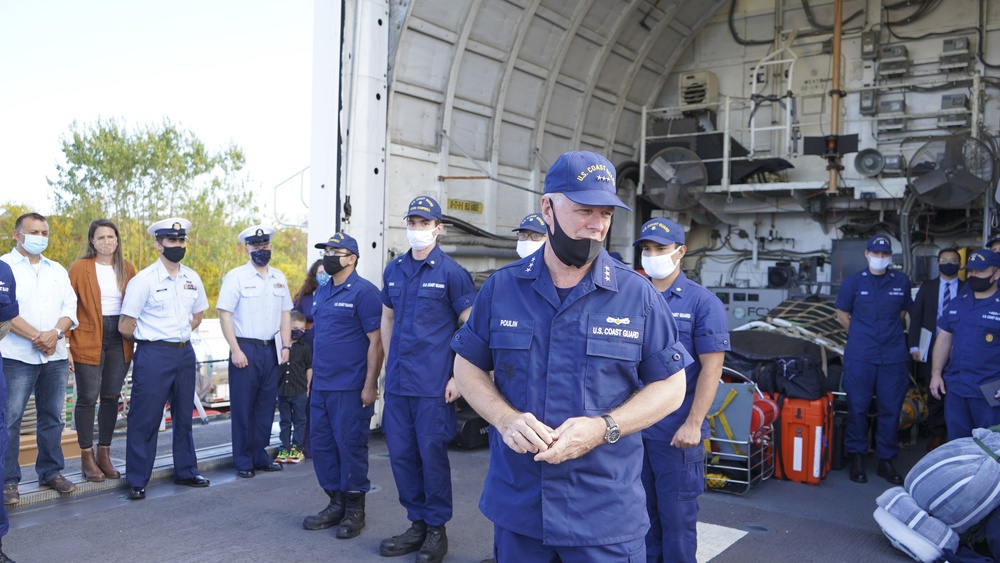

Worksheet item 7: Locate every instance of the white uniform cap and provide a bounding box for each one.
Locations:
[147,217,191,238]
[238,225,276,244]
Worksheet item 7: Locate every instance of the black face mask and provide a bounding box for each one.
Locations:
[967,275,995,293]
[251,249,271,267]
[547,209,602,268]
[323,255,347,276]
[162,246,186,263]
[938,263,960,277]
[291,329,305,341]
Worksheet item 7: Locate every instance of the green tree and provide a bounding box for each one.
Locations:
[47,118,261,316]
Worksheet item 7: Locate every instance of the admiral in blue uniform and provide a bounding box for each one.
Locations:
[302,233,383,539]
[378,196,476,563]
[119,218,211,500]
[930,249,1000,440]
[514,213,547,259]
[217,225,292,478]
[452,151,692,562]
[0,260,18,560]
[634,218,729,563]
[835,234,913,485]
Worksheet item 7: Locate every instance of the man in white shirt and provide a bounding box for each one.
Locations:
[0,213,79,506]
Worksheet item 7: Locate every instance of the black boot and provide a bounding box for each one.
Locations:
[379,520,427,557]
[415,525,448,563]
[303,490,345,530]
[336,492,366,539]
[877,458,904,485]
[849,453,867,484]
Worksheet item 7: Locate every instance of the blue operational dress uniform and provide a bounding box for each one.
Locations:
[451,249,693,554]
[311,234,382,494]
[936,250,1000,440]
[381,238,476,528]
[0,261,19,541]
[641,259,729,563]
[834,236,913,463]
[122,218,209,491]
[217,225,293,473]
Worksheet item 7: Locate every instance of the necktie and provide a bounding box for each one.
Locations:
[942,280,952,313]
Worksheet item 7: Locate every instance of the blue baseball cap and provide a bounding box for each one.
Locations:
[633,218,685,247]
[965,249,1000,271]
[406,196,442,221]
[987,233,1000,247]
[543,151,631,211]
[867,234,893,253]
[314,232,359,256]
[513,213,547,234]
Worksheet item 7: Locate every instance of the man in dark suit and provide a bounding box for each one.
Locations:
[908,248,961,450]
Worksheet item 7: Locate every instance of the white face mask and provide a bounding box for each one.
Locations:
[867,255,893,272]
[642,248,681,280]
[516,240,545,258]
[407,227,437,251]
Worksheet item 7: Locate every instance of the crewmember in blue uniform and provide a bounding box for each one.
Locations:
[0,260,18,561]
[217,225,292,478]
[378,196,476,563]
[452,151,691,562]
[120,218,211,500]
[634,218,729,563]
[302,232,383,540]
[930,249,1000,439]
[835,234,913,485]
[513,213,547,259]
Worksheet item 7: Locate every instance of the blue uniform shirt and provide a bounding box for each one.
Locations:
[644,271,730,442]
[382,246,476,397]
[216,261,293,340]
[835,269,913,364]
[121,260,209,342]
[451,250,693,546]
[938,288,1000,398]
[0,260,18,326]
[312,270,382,391]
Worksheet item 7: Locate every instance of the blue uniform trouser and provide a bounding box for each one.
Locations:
[229,342,279,471]
[641,439,704,563]
[310,390,374,492]
[3,358,68,485]
[944,394,1000,442]
[383,392,456,527]
[0,361,9,538]
[843,358,909,460]
[494,524,646,563]
[126,344,199,488]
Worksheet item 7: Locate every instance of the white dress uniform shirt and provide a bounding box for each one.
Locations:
[0,248,78,364]
[216,261,293,340]
[121,259,209,342]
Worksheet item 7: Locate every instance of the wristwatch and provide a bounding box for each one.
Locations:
[282,345,292,350]
[601,414,621,444]
[56,329,65,340]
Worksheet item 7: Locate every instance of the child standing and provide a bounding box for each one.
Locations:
[277,311,312,464]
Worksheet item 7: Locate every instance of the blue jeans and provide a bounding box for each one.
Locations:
[3,358,69,485]
[278,393,307,450]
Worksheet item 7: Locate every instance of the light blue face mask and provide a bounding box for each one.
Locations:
[20,233,48,255]
[316,271,331,286]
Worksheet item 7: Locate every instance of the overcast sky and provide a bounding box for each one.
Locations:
[0,0,313,223]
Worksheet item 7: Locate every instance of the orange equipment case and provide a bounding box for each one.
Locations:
[772,393,833,485]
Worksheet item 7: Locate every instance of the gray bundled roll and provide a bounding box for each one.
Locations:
[876,487,959,554]
[905,428,1000,533]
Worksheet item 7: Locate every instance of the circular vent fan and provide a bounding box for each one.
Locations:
[908,136,995,208]
[642,147,708,211]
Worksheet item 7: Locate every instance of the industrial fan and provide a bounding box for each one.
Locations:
[907,136,995,208]
[642,147,709,210]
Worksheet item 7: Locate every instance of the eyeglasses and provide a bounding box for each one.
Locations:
[319,249,352,257]
[516,232,545,242]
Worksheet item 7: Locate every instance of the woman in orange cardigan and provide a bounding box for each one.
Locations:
[68,219,136,482]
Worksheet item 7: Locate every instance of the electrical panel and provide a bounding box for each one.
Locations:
[708,288,789,330]
[859,90,876,115]
[878,45,910,77]
[940,37,971,71]
[877,99,906,131]
[882,154,906,177]
[939,94,969,127]
[679,71,719,108]
[861,30,878,60]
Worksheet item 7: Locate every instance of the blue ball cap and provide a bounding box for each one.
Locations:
[543,151,631,211]
[633,218,685,247]
[314,232,359,256]
[867,234,893,253]
[406,196,442,221]
[965,249,1000,271]
[987,233,1000,247]
[512,213,547,234]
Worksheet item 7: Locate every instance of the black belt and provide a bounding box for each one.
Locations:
[237,337,275,347]
[135,339,190,348]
